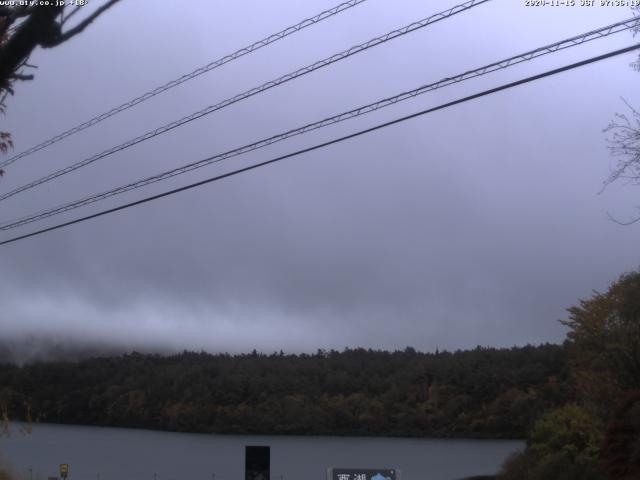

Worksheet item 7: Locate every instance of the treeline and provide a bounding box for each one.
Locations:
[0,344,569,438]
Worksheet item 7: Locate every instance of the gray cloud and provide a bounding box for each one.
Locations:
[1,0,639,354]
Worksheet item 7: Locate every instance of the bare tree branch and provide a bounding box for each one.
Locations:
[44,0,122,47]
[0,1,123,165]
[0,1,122,104]
[603,98,640,188]
[602,94,640,225]
[60,5,84,27]
[9,73,33,81]
[607,209,640,226]
[0,5,63,84]
[0,6,36,20]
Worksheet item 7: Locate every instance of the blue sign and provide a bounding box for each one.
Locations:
[329,468,398,480]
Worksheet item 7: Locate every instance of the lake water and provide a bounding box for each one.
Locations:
[0,423,523,480]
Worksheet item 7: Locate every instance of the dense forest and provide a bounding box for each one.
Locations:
[0,343,569,439]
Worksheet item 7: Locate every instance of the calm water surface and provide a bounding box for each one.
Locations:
[0,423,523,480]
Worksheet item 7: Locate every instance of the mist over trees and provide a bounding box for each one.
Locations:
[3,270,639,477]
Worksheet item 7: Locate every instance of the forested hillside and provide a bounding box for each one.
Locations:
[0,344,569,438]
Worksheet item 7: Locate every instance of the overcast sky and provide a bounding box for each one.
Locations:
[0,0,638,354]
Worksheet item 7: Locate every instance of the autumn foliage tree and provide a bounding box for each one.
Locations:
[500,269,640,480]
[561,270,640,413]
[601,390,640,479]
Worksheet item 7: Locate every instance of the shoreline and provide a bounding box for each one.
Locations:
[6,420,527,442]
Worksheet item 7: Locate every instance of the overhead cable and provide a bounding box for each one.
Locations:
[0,0,371,169]
[0,0,492,202]
[1,43,638,247]
[1,18,637,231]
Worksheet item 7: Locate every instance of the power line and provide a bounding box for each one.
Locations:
[0,0,491,202]
[1,43,638,247]
[0,0,370,169]
[1,17,637,231]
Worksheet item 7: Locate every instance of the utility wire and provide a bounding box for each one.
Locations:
[0,0,491,202]
[1,17,637,231]
[0,0,370,169]
[1,43,638,247]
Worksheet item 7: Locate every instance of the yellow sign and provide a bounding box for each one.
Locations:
[59,464,69,478]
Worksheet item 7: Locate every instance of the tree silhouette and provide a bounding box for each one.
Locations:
[0,1,123,161]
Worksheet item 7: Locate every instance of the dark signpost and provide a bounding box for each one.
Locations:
[328,468,399,480]
[59,464,69,480]
[245,445,270,480]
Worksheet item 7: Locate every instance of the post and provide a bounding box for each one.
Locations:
[245,445,270,480]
